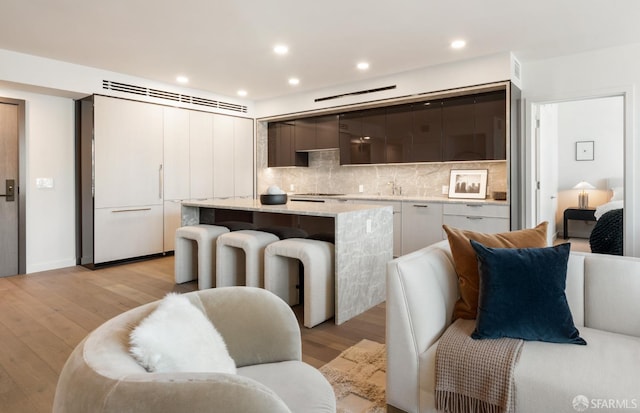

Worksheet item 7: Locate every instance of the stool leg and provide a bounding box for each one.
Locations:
[265,254,300,306]
[197,237,214,290]
[216,243,246,287]
[303,246,335,328]
[175,237,196,284]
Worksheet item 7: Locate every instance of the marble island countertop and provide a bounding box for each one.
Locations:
[182,197,389,217]
[288,193,509,205]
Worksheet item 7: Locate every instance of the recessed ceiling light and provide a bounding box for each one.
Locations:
[288,77,300,86]
[451,40,466,49]
[176,75,189,84]
[357,62,370,70]
[237,90,248,97]
[274,44,289,55]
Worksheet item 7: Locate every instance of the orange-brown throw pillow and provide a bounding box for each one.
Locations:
[442,222,548,320]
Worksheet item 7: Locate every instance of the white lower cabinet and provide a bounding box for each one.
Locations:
[163,200,183,252]
[94,206,164,264]
[442,203,510,234]
[401,201,444,255]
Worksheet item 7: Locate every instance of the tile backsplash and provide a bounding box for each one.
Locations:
[256,121,508,199]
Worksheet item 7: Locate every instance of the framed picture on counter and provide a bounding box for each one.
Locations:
[448,169,488,199]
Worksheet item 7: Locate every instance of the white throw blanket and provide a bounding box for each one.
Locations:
[435,319,524,413]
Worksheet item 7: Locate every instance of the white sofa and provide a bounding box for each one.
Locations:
[386,240,640,413]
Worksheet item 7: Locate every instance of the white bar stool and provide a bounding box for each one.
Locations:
[216,230,280,288]
[174,224,230,289]
[264,238,335,328]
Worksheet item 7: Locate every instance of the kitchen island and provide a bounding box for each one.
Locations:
[181,198,393,324]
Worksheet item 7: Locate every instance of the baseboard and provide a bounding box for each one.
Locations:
[26,258,77,274]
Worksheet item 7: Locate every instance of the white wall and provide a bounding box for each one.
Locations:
[0,49,255,274]
[255,52,512,117]
[0,87,76,273]
[554,97,624,238]
[523,42,640,256]
[0,49,254,117]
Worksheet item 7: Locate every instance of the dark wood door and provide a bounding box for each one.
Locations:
[0,102,19,276]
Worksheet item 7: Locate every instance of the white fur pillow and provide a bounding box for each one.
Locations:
[129,293,236,374]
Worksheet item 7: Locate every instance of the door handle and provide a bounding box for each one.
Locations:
[0,179,15,202]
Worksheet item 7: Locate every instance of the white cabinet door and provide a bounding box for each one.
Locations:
[401,201,444,254]
[94,205,164,263]
[234,117,254,198]
[442,203,510,234]
[189,111,214,199]
[94,96,163,208]
[213,114,234,198]
[163,107,190,200]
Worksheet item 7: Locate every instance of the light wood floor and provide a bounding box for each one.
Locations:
[0,256,385,413]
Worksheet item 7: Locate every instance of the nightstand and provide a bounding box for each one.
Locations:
[563,207,596,239]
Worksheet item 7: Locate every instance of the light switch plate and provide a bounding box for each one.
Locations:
[36,177,54,189]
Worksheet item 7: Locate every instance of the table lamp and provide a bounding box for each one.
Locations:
[573,181,595,209]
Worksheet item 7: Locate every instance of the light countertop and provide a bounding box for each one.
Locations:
[288,193,509,205]
[182,197,389,217]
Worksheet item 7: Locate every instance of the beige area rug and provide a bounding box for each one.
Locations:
[320,339,387,413]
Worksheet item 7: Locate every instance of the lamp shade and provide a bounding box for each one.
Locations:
[573,181,596,190]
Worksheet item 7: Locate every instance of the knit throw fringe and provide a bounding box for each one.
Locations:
[435,319,523,413]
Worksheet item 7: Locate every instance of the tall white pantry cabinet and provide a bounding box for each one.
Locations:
[78,95,254,266]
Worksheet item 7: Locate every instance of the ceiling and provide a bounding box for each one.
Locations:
[1,0,640,101]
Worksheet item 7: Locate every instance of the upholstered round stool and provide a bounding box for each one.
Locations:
[216,230,280,288]
[175,224,230,289]
[264,238,335,328]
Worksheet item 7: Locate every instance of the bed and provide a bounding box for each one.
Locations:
[589,183,623,255]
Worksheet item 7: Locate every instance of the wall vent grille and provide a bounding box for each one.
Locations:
[513,60,521,81]
[102,80,248,113]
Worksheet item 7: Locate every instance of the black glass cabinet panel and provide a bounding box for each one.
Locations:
[411,100,443,162]
[314,114,339,149]
[474,90,507,160]
[294,118,316,151]
[339,109,385,165]
[442,95,478,161]
[386,104,413,163]
[268,121,308,167]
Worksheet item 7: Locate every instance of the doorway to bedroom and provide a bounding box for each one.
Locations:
[535,95,624,253]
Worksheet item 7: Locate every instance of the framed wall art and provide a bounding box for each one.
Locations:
[448,169,488,199]
[576,141,594,161]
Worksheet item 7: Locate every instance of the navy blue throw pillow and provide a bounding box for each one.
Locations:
[470,240,586,345]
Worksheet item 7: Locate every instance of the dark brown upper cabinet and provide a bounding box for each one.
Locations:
[295,114,339,151]
[442,91,506,161]
[442,95,477,161]
[385,104,413,163]
[268,121,308,167]
[339,108,385,165]
[276,87,506,166]
[410,101,443,162]
[474,90,507,160]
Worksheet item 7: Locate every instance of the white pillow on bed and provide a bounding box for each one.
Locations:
[611,186,624,201]
[129,293,236,374]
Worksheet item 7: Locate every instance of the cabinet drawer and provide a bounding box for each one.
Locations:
[442,214,509,234]
[443,203,509,218]
[95,205,163,264]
